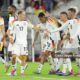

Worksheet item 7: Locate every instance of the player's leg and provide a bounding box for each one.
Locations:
[47,39,59,74]
[53,39,62,73]
[19,55,28,76]
[35,52,46,74]
[65,42,73,75]
[47,51,55,74]
[10,54,17,76]
[19,45,28,76]
[7,43,13,58]
[62,58,67,74]
[8,44,18,76]
[56,40,63,72]
[53,58,60,73]
[35,41,48,74]
[0,56,10,72]
[66,58,73,75]
[0,42,10,73]
[57,41,68,76]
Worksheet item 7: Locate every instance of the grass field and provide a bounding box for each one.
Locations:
[0,62,80,80]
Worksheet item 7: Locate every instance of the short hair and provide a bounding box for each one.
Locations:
[60,11,68,16]
[68,8,76,13]
[18,10,26,15]
[18,10,23,15]
[38,12,45,18]
[10,5,16,10]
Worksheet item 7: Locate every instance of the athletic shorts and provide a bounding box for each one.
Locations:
[12,43,28,56]
[41,38,54,52]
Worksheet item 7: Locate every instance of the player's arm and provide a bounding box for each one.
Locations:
[7,29,11,37]
[9,22,16,44]
[45,12,61,27]
[0,18,5,41]
[51,21,70,33]
[27,21,42,32]
[7,21,13,37]
[0,18,7,48]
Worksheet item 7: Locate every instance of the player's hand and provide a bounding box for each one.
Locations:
[44,29,49,38]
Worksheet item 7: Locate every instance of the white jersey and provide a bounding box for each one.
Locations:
[52,19,78,38]
[8,16,17,52]
[13,21,33,44]
[68,19,78,38]
[52,19,79,49]
[38,21,57,41]
[72,19,80,47]
[38,21,57,51]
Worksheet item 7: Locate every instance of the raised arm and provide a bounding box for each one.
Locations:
[51,21,70,33]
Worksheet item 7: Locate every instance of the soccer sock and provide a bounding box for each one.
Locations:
[62,59,67,73]
[53,58,59,71]
[21,66,25,74]
[24,64,28,70]
[48,55,54,70]
[66,58,72,72]
[37,63,43,73]
[12,64,16,70]
[57,58,63,70]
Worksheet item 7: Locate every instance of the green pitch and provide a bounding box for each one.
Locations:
[0,62,80,80]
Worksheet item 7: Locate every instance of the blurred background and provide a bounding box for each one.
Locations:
[0,0,80,61]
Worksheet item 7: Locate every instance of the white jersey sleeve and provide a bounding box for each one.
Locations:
[12,21,17,40]
[51,21,70,33]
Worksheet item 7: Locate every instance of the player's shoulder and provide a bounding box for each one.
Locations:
[46,21,56,28]
[68,19,77,25]
[12,21,20,27]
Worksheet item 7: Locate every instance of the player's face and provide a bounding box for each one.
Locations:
[67,11,72,18]
[21,11,26,20]
[39,16,47,23]
[18,11,26,21]
[60,14,68,21]
[8,6,13,14]
[67,10,75,19]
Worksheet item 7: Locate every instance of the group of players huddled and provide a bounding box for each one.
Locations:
[0,5,80,76]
